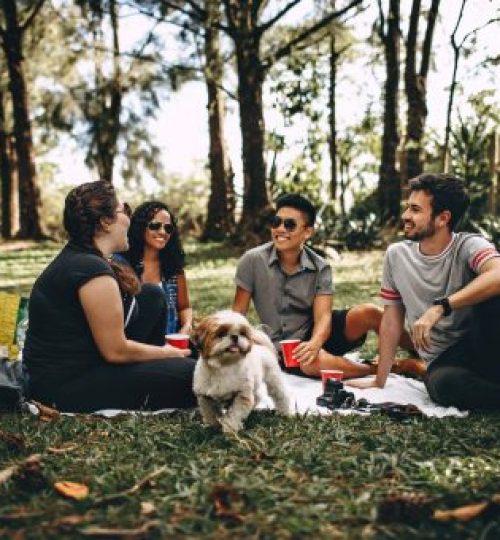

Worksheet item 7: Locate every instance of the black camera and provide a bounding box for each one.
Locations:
[316,378,355,409]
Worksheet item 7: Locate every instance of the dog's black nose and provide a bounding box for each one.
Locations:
[230,334,239,344]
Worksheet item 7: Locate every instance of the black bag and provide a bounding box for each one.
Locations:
[0,359,25,412]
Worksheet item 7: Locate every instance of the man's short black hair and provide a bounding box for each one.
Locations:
[275,193,316,226]
[408,173,470,231]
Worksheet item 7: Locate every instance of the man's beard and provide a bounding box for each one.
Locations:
[403,219,436,241]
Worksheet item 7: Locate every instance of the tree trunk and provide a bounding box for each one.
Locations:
[0,88,13,239]
[378,0,401,223]
[1,0,43,239]
[96,0,121,184]
[234,35,272,243]
[328,26,338,202]
[202,0,235,241]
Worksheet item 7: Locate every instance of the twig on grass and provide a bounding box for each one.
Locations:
[0,454,42,486]
[81,519,162,537]
[90,466,168,507]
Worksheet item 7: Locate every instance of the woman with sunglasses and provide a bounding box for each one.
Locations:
[23,181,196,413]
[116,201,193,338]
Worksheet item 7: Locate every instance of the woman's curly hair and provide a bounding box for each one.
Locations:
[63,180,140,295]
[121,201,185,280]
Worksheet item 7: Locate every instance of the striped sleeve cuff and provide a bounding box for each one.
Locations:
[380,287,402,302]
[470,248,500,272]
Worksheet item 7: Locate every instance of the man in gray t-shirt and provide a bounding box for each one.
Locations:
[232,193,414,379]
[348,174,500,410]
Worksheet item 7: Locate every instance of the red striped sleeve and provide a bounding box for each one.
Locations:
[380,287,401,301]
[470,247,499,272]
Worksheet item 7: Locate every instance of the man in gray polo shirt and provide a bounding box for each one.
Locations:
[348,174,500,410]
[232,193,415,379]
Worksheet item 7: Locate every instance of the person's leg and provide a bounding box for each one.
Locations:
[126,284,167,345]
[425,363,500,410]
[469,296,500,379]
[344,303,415,353]
[47,358,197,413]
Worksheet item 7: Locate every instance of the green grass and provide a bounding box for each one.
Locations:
[1,242,500,539]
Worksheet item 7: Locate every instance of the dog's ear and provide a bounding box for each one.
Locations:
[249,326,275,353]
[192,316,216,358]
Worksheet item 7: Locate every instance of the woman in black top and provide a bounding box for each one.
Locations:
[24,181,196,412]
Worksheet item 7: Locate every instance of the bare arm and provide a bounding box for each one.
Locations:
[412,258,500,351]
[232,286,252,315]
[347,303,405,389]
[295,294,332,365]
[176,272,193,334]
[79,276,189,363]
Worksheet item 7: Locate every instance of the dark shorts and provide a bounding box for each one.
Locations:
[280,308,367,375]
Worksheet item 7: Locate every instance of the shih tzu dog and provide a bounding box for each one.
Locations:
[193,310,291,433]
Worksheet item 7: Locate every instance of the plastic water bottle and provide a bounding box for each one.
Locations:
[15,299,29,360]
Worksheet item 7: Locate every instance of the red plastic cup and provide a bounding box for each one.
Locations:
[280,339,301,368]
[320,369,344,389]
[165,333,189,349]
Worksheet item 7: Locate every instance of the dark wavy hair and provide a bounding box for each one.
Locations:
[121,200,185,280]
[64,180,140,295]
[409,173,470,231]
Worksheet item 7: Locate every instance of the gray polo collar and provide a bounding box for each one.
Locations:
[268,244,316,272]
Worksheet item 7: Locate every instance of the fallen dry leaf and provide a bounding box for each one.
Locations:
[81,520,162,537]
[0,454,41,487]
[31,401,60,422]
[47,443,78,454]
[140,501,156,516]
[54,481,89,500]
[0,430,25,451]
[433,499,500,522]
[210,484,247,524]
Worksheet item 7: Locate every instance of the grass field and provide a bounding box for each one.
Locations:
[1,241,499,539]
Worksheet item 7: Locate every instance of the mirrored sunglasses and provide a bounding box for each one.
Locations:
[269,215,298,232]
[147,221,174,234]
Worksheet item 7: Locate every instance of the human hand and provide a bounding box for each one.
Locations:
[179,323,192,335]
[293,340,321,366]
[163,344,191,358]
[411,305,443,352]
[345,377,383,390]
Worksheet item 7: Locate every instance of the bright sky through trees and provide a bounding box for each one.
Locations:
[50,0,499,193]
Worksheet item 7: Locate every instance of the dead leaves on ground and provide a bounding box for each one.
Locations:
[377,492,500,524]
[30,400,60,422]
[0,454,45,491]
[0,430,25,452]
[434,495,500,522]
[54,481,89,500]
[210,484,250,524]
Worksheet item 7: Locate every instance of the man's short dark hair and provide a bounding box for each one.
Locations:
[275,193,316,226]
[408,173,470,231]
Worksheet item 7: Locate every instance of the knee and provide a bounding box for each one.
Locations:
[425,366,468,406]
[136,283,166,312]
[349,303,382,330]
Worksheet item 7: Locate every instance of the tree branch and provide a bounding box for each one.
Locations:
[262,0,363,69]
[257,0,302,36]
[419,0,440,78]
[376,0,386,42]
[20,0,47,32]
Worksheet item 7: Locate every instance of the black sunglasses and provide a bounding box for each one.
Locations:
[269,215,299,232]
[147,221,175,234]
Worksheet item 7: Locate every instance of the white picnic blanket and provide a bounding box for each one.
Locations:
[283,372,468,418]
[26,372,467,419]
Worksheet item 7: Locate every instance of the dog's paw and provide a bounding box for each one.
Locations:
[220,417,243,434]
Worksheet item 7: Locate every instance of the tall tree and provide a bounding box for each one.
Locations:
[403,0,440,181]
[0,0,45,239]
[377,0,401,223]
[0,85,14,239]
[201,0,235,240]
[167,0,363,242]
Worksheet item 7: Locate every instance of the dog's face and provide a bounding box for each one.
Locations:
[194,310,254,363]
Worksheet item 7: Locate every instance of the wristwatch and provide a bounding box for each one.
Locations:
[433,297,452,316]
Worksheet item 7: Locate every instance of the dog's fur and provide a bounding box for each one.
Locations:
[193,310,291,433]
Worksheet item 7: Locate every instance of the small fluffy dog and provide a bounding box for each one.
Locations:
[193,310,291,433]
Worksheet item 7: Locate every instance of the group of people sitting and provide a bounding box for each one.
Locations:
[23,173,500,413]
